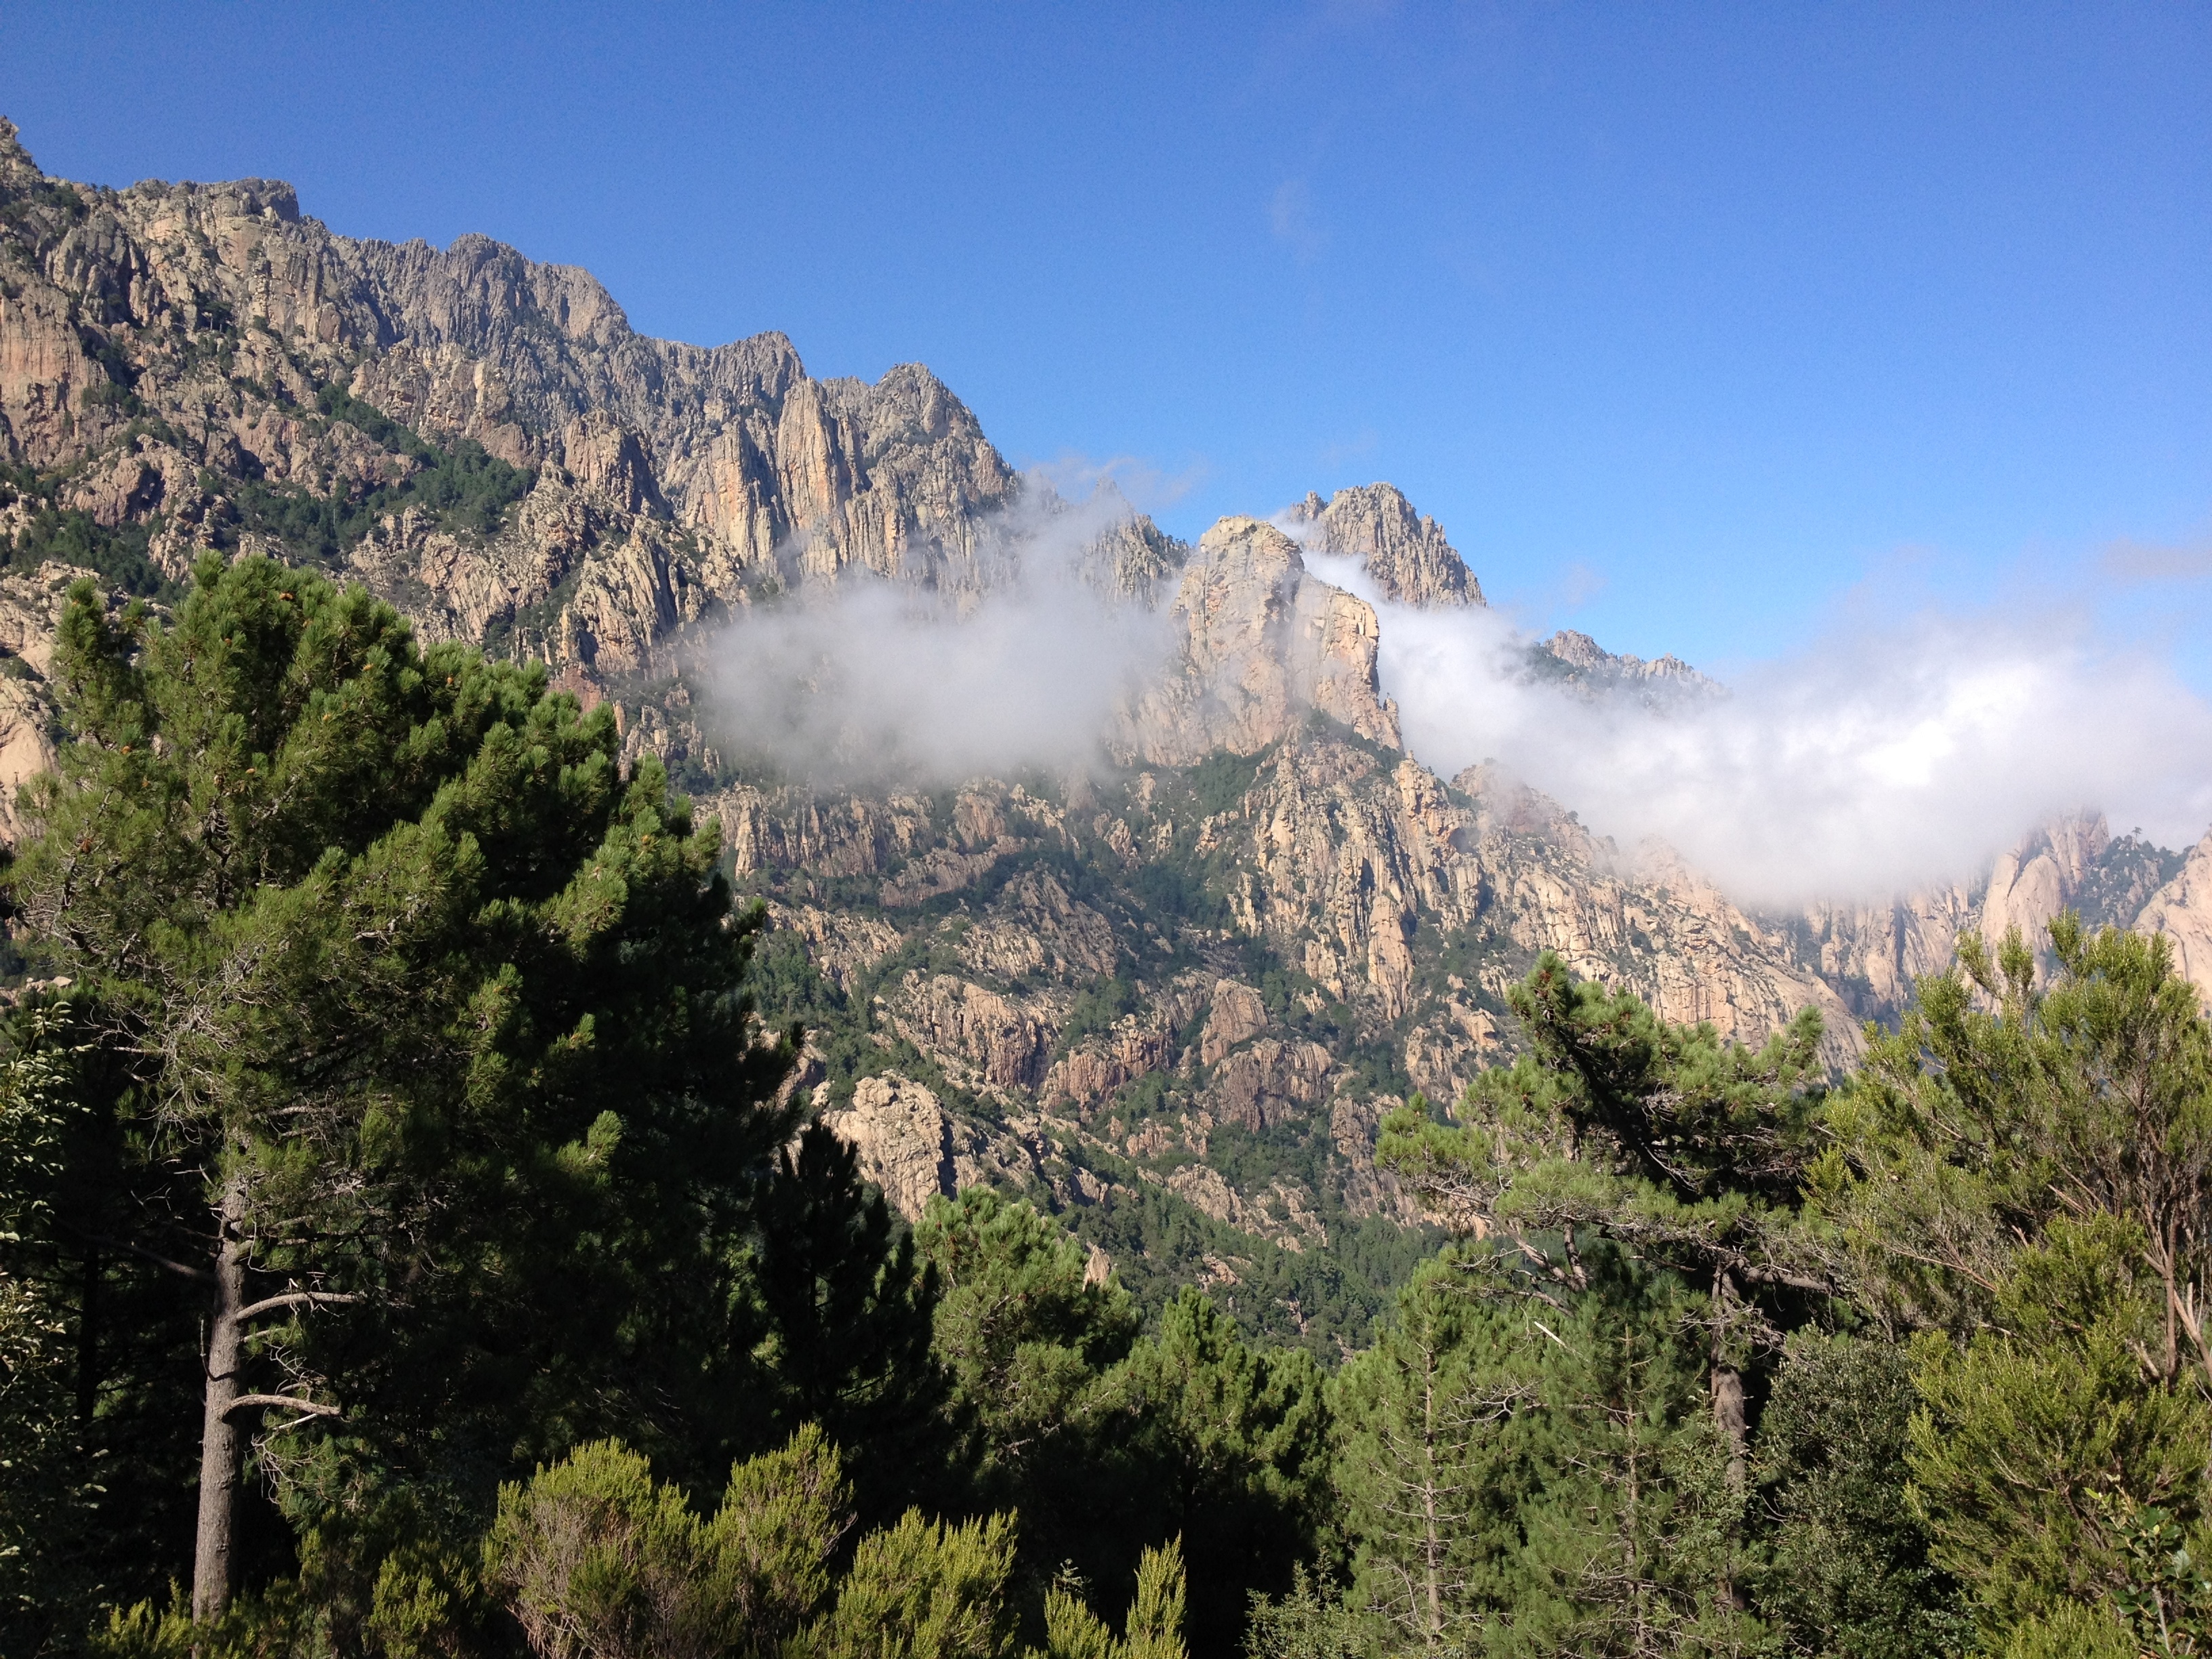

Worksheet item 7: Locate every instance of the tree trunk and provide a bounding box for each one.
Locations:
[75,1244,99,1431]
[1422,1358,1441,1652]
[1711,1363,1748,1485]
[191,1175,250,1625]
[1708,1266,1749,1487]
[1711,1267,1749,1614]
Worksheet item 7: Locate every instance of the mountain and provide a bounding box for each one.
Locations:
[5,120,2210,1348]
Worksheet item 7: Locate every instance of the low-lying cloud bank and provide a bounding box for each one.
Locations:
[703,491,2212,909]
[703,490,1177,786]
[1309,548,2212,908]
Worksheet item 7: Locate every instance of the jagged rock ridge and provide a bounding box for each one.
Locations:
[1288,482,1482,609]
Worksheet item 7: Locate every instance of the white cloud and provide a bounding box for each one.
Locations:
[701,484,1179,787]
[701,487,2212,908]
[1307,548,2212,907]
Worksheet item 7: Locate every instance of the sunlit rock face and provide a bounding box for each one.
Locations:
[1287,482,1483,610]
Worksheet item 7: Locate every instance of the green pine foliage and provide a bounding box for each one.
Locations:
[914,1191,1324,1656]
[798,1509,1021,1659]
[0,554,837,1637]
[1033,1540,1187,1659]
[918,1186,1141,1507]
[1753,1332,1969,1658]
[485,1429,852,1659]
[747,1123,947,1525]
[1105,1291,1330,1657]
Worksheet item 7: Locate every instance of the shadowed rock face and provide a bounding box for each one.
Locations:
[9,120,2212,1347]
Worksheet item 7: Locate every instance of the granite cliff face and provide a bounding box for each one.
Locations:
[0,117,1027,701]
[8,123,2212,1348]
[1778,813,2199,1019]
[1122,515,1401,764]
[1287,482,1481,608]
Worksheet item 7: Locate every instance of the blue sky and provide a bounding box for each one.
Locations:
[5,2,2208,684]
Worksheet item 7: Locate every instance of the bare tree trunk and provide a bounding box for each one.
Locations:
[1422,1358,1441,1652]
[1711,1363,1748,1488]
[75,1244,99,1431]
[1708,1265,1749,1487]
[1711,1267,1749,1615]
[192,1176,249,1625]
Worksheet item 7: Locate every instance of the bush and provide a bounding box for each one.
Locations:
[485,1427,853,1659]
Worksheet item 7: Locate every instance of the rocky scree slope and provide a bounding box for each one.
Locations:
[7,122,2212,1351]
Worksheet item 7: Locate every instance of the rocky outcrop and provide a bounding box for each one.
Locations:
[1126,517,1401,763]
[1776,813,2205,1018]
[1209,1038,1334,1131]
[1780,888,1979,1021]
[886,972,1052,1094]
[1199,980,1268,1065]
[2133,832,2212,1004]
[1044,1017,1176,1110]
[1287,483,1483,609]
[1078,511,1188,605]
[955,872,1120,983]
[1534,630,1713,703]
[0,676,52,842]
[0,560,108,839]
[764,903,904,994]
[0,120,1035,695]
[822,1074,960,1222]
[819,1073,1060,1221]
[1978,813,2110,955]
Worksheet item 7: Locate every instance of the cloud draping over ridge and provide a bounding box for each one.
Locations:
[703,484,2212,910]
[1306,547,2212,908]
[702,486,1179,786]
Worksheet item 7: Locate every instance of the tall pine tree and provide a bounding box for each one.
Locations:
[8,557,798,1622]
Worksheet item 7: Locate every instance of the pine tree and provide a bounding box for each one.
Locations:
[1032,1539,1187,1659]
[1380,954,1832,1505]
[1814,918,2212,1385]
[0,1016,98,1648]
[1751,1332,1968,1658]
[798,1509,1020,1659]
[1813,918,2212,1643]
[1329,1250,1541,1655]
[1106,1290,1330,1657]
[8,557,798,1622]
[486,1426,853,1659]
[749,1122,946,1523]
[915,1187,1139,1513]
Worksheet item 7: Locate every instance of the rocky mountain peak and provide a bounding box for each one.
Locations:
[1123,516,1401,762]
[10,119,2212,1353]
[1534,628,1714,702]
[0,117,39,190]
[1287,480,1483,609]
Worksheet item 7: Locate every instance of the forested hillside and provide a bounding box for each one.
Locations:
[7,121,2212,1659]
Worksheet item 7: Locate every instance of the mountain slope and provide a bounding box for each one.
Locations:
[7,121,2211,1348]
